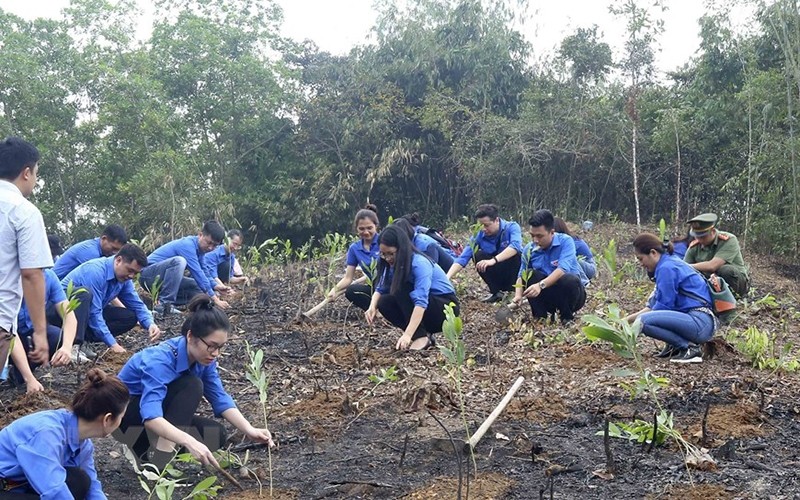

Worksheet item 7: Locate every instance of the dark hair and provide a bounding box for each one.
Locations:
[393,218,417,241]
[202,220,225,244]
[377,225,425,295]
[181,294,230,338]
[102,224,128,244]
[552,217,575,237]
[528,209,555,231]
[475,204,499,220]
[671,230,691,245]
[353,205,379,232]
[71,368,130,420]
[0,137,40,181]
[117,243,148,267]
[401,212,422,227]
[48,234,63,258]
[633,233,674,256]
[227,229,243,240]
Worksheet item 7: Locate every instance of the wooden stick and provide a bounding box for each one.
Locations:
[302,276,367,318]
[467,376,524,450]
[213,463,245,491]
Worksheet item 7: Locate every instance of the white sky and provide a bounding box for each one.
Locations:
[0,0,754,75]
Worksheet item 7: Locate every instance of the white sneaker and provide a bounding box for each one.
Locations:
[71,345,91,364]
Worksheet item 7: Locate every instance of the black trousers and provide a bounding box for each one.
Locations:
[0,466,90,499]
[475,250,521,294]
[85,305,138,343]
[45,287,92,345]
[345,283,373,311]
[526,270,586,322]
[114,374,227,461]
[377,283,459,338]
[217,262,231,283]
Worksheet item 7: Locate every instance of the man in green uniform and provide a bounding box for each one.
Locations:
[684,213,750,296]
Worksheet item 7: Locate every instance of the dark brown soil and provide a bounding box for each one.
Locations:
[2,222,800,499]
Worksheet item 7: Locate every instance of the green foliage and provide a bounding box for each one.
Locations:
[599,239,629,285]
[726,326,800,372]
[150,275,164,312]
[439,303,466,373]
[244,341,273,497]
[601,410,680,446]
[126,449,220,500]
[582,304,638,359]
[367,365,399,385]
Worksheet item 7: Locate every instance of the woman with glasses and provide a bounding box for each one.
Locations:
[365,225,459,350]
[327,204,381,310]
[114,294,273,470]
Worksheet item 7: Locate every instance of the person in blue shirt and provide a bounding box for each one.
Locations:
[447,204,523,303]
[671,231,691,260]
[394,218,455,272]
[139,220,230,316]
[624,233,717,363]
[53,224,128,279]
[48,234,64,262]
[553,217,596,281]
[365,225,459,351]
[203,229,248,290]
[62,244,161,354]
[114,295,274,470]
[328,205,381,311]
[0,367,129,499]
[512,210,587,324]
[8,269,91,393]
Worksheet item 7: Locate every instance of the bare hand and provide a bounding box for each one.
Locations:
[476,258,496,273]
[110,343,126,354]
[183,437,220,468]
[365,307,377,325]
[522,284,541,299]
[28,331,49,365]
[327,288,337,300]
[50,346,72,367]
[26,379,44,394]
[395,333,413,350]
[148,324,162,343]
[246,426,275,447]
[214,297,230,309]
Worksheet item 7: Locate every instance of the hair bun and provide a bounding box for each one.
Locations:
[188,294,214,312]
[85,368,107,387]
[365,203,378,213]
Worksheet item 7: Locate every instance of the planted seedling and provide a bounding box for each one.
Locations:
[245,341,273,497]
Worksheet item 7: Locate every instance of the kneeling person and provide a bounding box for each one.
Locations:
[513,210,586,324]
[684,213,749,296]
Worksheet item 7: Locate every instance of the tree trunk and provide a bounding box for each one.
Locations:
[673,116,682,228]
[631,121,641,227]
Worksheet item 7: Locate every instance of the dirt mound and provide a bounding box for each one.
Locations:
[505,394,569,423]
[0,389,70,427]
[403,472,514,499]
[688,401,768,441]
[648,483,736,499]
[234,488,298,499]
[96,350,133,372]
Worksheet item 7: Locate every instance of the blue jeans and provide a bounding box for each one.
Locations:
[579,259,597,280]
[140,256,203,306]
[639,309,715,349]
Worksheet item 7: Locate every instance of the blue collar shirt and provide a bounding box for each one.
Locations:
[455,219,523,267]
[202,245,236,281]
[118,336,236,422]
[648,255,712,312]
[61,257,153,347]
[53,238,102,279]
[147,236,216,297]
[345,233,380,280]
[0,408,106,499]
[376,253,455,308]
[17,269,66,335]
[519,233,585,284]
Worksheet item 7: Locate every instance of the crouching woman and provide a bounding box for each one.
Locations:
[365,225,459,351]
[114,294,273,470]
[625,233,717,363]
[0,368,129,499]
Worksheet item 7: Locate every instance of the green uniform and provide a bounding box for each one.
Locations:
[684,230,749,296]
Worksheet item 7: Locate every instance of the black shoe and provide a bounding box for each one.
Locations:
[654,344,678,358]
[670,346,703,364]
[481,291,506,303]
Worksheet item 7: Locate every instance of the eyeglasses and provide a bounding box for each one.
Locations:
[197,336,225,354]
[380,250,396,260]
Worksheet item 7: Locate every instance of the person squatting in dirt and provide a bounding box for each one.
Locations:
[61,244,162,355]
[447,203,523,303]
[0,368,129,499]
[512,210,587,325]
[327,204,382,311]
[625,233,718,364]
[684,212,750,297]
[203,228,249,288]
[553,216,596,282]
[114,294,274,471]
[365,225,460,351]
[393,218,455,273]
[138,220,231,318]
[53,224,128,280]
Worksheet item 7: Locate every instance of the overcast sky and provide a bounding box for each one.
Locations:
[0,0,753,75]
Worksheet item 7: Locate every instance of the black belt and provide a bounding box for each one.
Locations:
[0,477,28,491]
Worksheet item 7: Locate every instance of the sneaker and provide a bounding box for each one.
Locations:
[80,343,98,360]
[654,344,678,358]
[154,303,181,318]
[480,291,506,303]
[670,346,703,363]
[71,345,91,364]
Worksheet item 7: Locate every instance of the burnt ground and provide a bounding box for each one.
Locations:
[2,222,800,499]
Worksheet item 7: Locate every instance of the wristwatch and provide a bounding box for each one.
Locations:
[539,280,547,290]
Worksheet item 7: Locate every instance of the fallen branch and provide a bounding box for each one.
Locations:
[701,402,711,446]
[212,463,244,491]
[604,418,615,474]
[467,376,525,450]
[328,480,397,488]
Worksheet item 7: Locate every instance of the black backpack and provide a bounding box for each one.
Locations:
[422,228,464,257]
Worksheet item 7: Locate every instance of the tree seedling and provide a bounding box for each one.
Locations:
[245,341,273,497]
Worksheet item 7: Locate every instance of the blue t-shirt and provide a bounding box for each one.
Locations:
[0,409,106,499]
[17,269,66,335]
[118,336,236,422]
[345,234,380,280]
[53,238,103,279]
[148,236,216,297]
[647,255,712,312]
[672,240,689,259]
[456,219,523,267]
[203,245,237,281]
[61,257,153,347]
[376,253,455,308]
[518,233,584,284]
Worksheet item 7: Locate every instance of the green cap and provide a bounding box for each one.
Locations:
[686,213,718,237]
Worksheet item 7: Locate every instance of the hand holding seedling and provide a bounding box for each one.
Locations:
[50,345,72,367]
[245,426,275,447]
[183,436,221,469]
[523,282,542,299]
[148,324,162,343]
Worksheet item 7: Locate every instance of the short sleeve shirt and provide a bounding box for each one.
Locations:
[0,180,53,333]
[684,231,748,278]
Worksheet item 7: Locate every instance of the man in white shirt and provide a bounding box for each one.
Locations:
[0,137,54,374]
